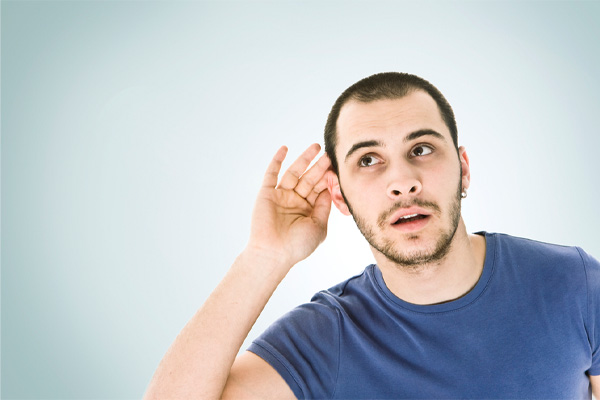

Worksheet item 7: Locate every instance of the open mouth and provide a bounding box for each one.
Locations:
[392,214,429,225]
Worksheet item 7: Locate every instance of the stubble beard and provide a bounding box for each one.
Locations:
[341,183,462,270]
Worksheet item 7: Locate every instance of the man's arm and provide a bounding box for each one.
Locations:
[143,144,332,399]
[590,375,600,398]
[222,352,295,399]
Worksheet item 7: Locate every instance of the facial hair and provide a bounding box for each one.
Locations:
[340,181,462,269]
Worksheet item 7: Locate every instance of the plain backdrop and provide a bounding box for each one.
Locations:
[2,0,600,398]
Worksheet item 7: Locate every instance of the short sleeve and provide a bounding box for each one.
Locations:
[580,248,600,375]
[248,301,340,399]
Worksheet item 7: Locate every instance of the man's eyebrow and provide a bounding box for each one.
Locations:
[344,130,446,162]
[345,140,384,162]
[404,129,446,143]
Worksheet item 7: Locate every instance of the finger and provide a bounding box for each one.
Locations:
[312,189,332,228]
[293,153,332,199]
[306,175,329,207]
[277,143,321,190]
[262,146,288,188]
[306,188,322,208]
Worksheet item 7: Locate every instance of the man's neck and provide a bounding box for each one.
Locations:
[374,220,486,306]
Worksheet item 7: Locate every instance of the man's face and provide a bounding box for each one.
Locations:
[329,90,470,267]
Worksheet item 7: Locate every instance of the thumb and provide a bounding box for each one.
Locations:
[312,189,332,227]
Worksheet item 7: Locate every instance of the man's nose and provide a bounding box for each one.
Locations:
[386,167,422,200]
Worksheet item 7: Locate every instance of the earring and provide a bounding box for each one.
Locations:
[461,190,468,199]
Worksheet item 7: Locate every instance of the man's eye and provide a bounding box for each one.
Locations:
[410,145,433,157]
[358,155,381,167]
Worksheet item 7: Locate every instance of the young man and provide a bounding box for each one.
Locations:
[145,73,600,399]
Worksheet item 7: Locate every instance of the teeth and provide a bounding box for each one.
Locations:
[400,214,419,219]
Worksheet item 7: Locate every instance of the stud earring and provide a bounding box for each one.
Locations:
[461,190,468,199]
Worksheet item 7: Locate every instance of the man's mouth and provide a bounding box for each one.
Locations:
[379,204,437,232]
[392,214,429,225]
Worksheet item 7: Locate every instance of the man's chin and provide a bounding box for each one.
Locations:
[374,234,455,268]
[386,249,444,268]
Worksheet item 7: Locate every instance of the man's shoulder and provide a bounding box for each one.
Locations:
[489,231,585,262]
[250,267,378,353]
[485,232,600,287]
[322,265,375,295]
[308,264,378,307]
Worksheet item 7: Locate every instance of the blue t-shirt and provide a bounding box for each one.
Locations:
[248,232,600,399]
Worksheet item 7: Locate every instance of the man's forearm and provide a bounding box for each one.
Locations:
[144,144,331,398]
[143,248,292,400]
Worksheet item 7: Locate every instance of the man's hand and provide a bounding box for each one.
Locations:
[144,144,331,400]
[247,143,332,268]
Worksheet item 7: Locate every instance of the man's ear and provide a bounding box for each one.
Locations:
[458,146,471,191]
[326,170,351,216]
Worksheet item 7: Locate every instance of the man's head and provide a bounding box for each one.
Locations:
[324,73,470,268]
[324,72,458,175]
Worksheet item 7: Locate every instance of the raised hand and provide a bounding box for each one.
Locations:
[247,143,332,268]
[144,144,332,400]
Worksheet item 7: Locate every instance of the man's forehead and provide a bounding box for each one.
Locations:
[336,91,449,148]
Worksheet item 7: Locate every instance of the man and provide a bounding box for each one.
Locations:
[145,72,600,399]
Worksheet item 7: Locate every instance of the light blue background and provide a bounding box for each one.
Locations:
[2,1,599,398]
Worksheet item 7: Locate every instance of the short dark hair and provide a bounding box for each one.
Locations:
[324,72,458,174]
